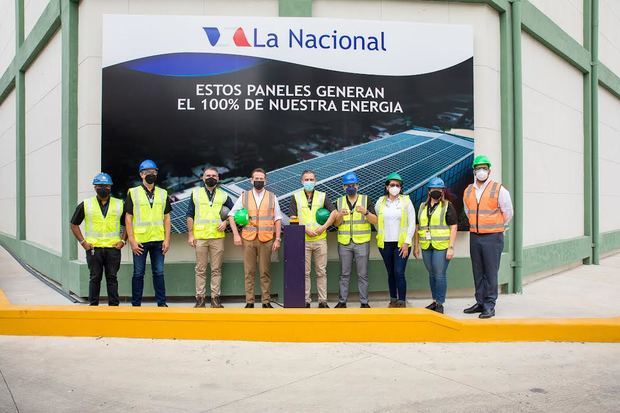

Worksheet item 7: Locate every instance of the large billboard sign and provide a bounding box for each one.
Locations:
[102,16,474,232]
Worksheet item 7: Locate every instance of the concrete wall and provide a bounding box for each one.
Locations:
[24,31,62,252]
[0,90,16,237]
[521,32,584,247]
[600,0,620,76]
[528,0,583,45]
[599,86,620,233]
[0,0,16,76]
[24,0,50,38]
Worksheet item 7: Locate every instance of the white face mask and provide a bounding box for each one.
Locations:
[475,169,489,182]
[388,186,401,197]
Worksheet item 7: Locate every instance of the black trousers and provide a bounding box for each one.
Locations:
[85,247,121,306]
[469,232,504,311]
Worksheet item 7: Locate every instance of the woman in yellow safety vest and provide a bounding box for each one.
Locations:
[413,177,458,314]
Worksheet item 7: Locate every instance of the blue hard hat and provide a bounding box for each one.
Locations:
[427,177,446,189]
[139,159,158,172]
[342,172,359,185]
[92,172,113,185]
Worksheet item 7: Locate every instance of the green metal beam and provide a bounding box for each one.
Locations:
[583,0,593,264]
[279,0,312,17]
[599,64,620,99]
[511,0,524,293]
[60,0,78,265]
[17,0,61,72]
[15,0,25,241]
[520,0,591,73]
[591,0,600,264]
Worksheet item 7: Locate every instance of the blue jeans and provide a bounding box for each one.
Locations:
[132,241,166,306]
[421,247,449,304]
[379,242,410,301]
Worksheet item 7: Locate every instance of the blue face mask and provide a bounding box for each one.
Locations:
[346,186,357,196]
[303,182,315,192]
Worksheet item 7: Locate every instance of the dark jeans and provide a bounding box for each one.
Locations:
[132,241,166,306]
[470,232,504,311]
[421,247,449,304]
[379,241,411,301]
[85,247,121,306]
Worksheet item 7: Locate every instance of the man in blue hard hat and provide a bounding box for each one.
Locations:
[70,173,126,306]
[124,160,172,307]
[333,172,377,308]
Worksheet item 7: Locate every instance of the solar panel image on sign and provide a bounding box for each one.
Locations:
[169,130,474,233]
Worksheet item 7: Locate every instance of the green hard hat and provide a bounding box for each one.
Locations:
[234,208,249,226]
[472,155,492,169]
[385,172,403,184]
[316,208,330,225]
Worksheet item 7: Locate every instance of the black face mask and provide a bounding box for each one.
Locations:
[144,174,157,184]
[429,190,442,200]
[205,177,218,187]
[253,181,265,190]
[96,188,110,198]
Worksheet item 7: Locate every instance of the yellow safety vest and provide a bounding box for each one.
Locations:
[130,186,167,243]
[376,195,411,249]
[192,187,227,240]
[417,201,451,250]
[337,194,371,245]
[83,196,122,248]
[294,190,327,242]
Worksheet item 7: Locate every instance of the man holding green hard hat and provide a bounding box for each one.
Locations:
[229,168,283,308]
[289,170,337,308]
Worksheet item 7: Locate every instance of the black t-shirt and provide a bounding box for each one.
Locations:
[185,187,235,218]
[70,198,125,226]
[342,195,376,215]
[416,201,458,226]
[124,185,172,215]
[288,191,335,216]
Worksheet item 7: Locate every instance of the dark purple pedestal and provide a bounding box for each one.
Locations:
[283,225,306,308]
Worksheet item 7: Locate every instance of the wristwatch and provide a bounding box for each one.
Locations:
[79,239,86,245]
[363,211,369,216]
[121,240,127,246]
[276,238,282,242]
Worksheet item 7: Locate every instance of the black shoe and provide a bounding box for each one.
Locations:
[479,309,495,319]
[305,303,311,308]
[210,296,223,308]
[434,304,444,314]
[463,303,484,314]
[360,303,371,308]
[262,303,273,308]
[158,303,168,307]
[335,302,347,308]
[425,302,437,310]
[245,303,254,308]
[318,302,330,308]
[194,297,206,308]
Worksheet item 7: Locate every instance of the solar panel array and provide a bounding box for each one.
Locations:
[169,131,474,233]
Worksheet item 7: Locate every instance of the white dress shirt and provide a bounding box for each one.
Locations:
[463,179,514,224]
[229,189,284,221]
[375,196,417,244]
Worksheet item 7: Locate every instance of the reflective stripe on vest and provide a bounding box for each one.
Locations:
[295,190,327,242]
[417,201,451,250]
[463,181,505,234]
[241,190,276,242]
[337,194,371,245]
[193,187,227,240]
[84,196,122,248]
[130,186,167,243]
[375,195,410,249]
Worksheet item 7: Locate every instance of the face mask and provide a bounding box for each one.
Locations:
[253,181,265,190]
[475,169,489,182]
[345,186,357,196]
[144,174,157,184]
[303,182,315,192]
[429,190,442,200]
[205,177,218,187]
[388,186,400,197]
[96,188,110,198]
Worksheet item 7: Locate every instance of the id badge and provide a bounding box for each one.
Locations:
[425,231,432,241]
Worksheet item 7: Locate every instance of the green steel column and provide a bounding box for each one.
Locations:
[60,0,79,263]
[15,0,25,241]
[583,0,593,265]
[511,0,523,293]
[591,0,600,264]
[279,0,312,17]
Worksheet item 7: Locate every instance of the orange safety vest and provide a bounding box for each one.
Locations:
[463,181,505,234]
[241,190,276,242]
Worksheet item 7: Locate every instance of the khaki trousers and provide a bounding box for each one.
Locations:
[195,238,225,298]
[243,238,274,304]
[305,239,328,304]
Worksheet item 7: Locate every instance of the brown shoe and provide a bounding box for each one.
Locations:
[210,296,223,308]
[388,299,398,308]
[194,296,206,308]
[396,300,407,308]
